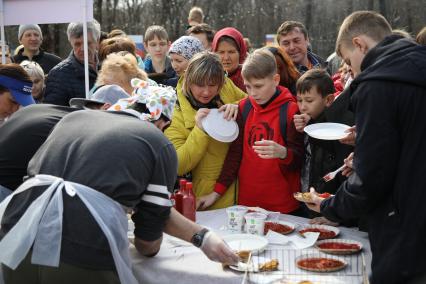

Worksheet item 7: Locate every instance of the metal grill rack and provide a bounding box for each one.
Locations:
[244,248,368,284]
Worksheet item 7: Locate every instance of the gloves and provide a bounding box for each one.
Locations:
[200,231,238,265]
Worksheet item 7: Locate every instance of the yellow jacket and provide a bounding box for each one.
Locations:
[165,77,246,209]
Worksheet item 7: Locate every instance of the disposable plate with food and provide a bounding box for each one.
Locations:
[298,225,339,240]
[229,256,279,273]
[315,239,363,255]
[293,192,332,203]
[264,220,296,235]
[296,253,347,272]
[222,233,268,255]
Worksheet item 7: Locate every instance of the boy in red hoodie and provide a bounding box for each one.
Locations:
[197,49,304,215]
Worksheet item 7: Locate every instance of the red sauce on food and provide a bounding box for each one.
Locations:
[318,242,360,250]
[264,222,293,235]
[299,228,336,239]
[318,192,331,198]
[297,258,344,270]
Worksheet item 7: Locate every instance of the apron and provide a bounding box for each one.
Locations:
[0,185,12,203]
[0,175,138,284]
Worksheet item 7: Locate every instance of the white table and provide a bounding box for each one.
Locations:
[131,209,371,284]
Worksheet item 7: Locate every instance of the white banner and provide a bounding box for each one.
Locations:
[1,0,93,26]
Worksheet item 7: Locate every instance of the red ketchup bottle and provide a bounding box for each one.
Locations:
[174,179,186,214]
[182,182,196,221]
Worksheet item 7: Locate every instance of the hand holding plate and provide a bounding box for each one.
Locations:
[201,231,239,265]
[339,125,356,145]
[218,104,238,121]
[195,108,211,131]
[304,187,324,213]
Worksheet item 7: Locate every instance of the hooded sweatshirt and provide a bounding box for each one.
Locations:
[216,86,303,213]
[212,27,247,92]
[321,35,426,284]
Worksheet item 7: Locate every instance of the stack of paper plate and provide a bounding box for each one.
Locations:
[201,109,239,142]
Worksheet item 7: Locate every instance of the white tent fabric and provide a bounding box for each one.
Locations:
[0,0,94,98]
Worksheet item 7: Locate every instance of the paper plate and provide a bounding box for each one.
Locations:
[222,233,268,255]
[201,109,239,142]
[229,256,274,272]
[296,254,347,272]
[304,123,351,140]
[264,220,296,235]
[316,239,363,255]
[299,225,340,240]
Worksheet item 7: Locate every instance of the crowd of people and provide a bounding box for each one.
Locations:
[0,6,425,284]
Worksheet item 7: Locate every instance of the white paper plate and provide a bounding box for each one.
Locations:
[299,225,340,240]
[222,233,268,255]
[304,123,351,140]
[229,256,271,272]
[201,109,239,142]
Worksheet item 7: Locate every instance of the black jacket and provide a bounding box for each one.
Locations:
[0,105,77,190]
[321,35,426,284]
[12,49,62,74]
[43,52,97,106]
[307,89,354,195]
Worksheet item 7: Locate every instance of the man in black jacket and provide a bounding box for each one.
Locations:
[43,21,100,106]
[306,11,426,284]
[12,24,62,74]
[276,21,327,74]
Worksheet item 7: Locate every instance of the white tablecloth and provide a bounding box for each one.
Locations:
[131,209,371,284]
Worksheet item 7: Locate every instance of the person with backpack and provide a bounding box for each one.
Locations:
[197,49,304,215]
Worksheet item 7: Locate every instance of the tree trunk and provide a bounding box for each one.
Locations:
[95,0,103,23]
[368,0,374,11]
[379,0,387,18]
[305,0,313,36]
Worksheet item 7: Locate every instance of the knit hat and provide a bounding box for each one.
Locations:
[169,36,204,60]
[18,24,42,40]
[108,78,177,121]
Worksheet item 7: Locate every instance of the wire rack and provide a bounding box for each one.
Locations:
[244,248,368,284]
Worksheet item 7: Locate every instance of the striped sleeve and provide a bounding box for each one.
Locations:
[133,143,178,242]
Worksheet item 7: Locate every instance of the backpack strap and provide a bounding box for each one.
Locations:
[279,102,289,145]
[241,99,253,126]
[241,99,289,145]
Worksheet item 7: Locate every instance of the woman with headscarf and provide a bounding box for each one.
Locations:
[166,35,204,88]
[212,27,247,92]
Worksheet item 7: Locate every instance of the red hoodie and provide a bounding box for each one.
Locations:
[215,86,303,213]
[212,27,247,92]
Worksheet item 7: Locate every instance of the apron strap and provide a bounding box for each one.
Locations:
[0,175,138,284]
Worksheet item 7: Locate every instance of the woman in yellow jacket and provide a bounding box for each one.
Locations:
[165,51,246,210]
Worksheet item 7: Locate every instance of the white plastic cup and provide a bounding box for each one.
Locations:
[244,212,267,235]
[226,205,248,232]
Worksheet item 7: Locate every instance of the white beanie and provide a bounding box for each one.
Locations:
[18,24,42,40]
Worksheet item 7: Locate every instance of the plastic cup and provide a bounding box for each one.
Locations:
[226,205,248,232]
[244,212,267,235]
